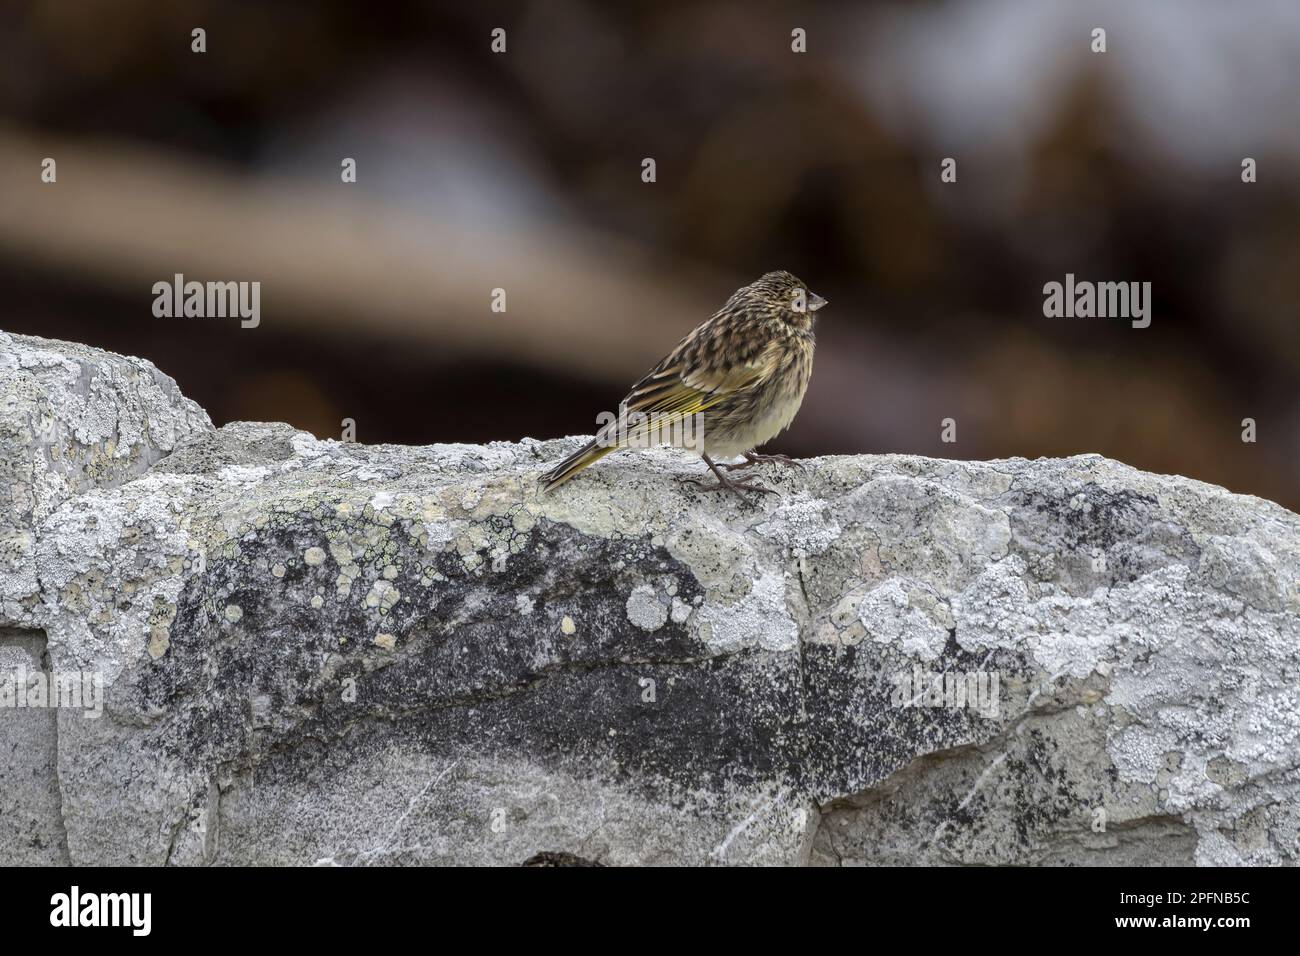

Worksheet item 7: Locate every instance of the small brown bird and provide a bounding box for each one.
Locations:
[541,271,826,498]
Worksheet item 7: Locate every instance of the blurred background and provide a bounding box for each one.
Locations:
[3,0,1299,508]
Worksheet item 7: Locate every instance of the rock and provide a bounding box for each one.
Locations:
[0,331,212,623]
[1,331,210,864]
[0,627,69,865]
[2,333,1298,866]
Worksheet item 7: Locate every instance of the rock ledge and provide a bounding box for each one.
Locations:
[2,332,1298,866]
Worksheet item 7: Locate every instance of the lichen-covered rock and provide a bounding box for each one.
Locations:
[3,333,1299,866]
[0,331,212,625]
[1,332,212,864]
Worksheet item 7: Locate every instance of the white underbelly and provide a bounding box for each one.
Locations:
[703,391,805,459]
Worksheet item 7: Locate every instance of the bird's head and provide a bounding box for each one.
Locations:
[739,270,827,331]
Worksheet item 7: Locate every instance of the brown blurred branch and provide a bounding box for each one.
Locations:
[0,124,720,380]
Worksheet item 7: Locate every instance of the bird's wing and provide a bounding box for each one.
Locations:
[628,361,761,415]
[598,334,780,444]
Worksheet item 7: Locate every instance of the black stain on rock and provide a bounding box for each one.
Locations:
[126,512,1040,818]
[1006,482,1200,589]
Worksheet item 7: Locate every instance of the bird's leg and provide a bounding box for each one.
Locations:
[722,451,804,471]
[680,453,778,500]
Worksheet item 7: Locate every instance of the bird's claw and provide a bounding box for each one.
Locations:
[722,453,804,472]
[679,475,778,501]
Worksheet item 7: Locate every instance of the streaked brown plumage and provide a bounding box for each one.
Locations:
[542,271,826,498]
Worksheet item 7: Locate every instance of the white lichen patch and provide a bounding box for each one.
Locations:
[626,584,668,632]
[289,432,328,459]
[561,615,576,635]
[755,494,842,556]
[216,464,272,485]
[857,578,950,661]
[419,516,458,553]
[670,597,692,624]
[955,557,1170,679]
[695,567,798,654]
[304,546,326,566]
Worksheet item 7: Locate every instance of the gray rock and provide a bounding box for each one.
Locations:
[0,330,212,624]
[2,333,1298,865]
[0,627,69,865]
[1,331,210,865]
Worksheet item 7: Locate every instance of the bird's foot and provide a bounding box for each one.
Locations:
[722,452,804,471]
[679,473,778,501]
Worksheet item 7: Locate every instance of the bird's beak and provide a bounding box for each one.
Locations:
[808,292,828,312]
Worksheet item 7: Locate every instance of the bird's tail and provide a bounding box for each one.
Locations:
[540,439,617,492]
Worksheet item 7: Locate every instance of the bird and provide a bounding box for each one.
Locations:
[540,270,826,499]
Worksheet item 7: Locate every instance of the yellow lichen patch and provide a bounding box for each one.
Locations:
[840,621,867,646]
[561,615,576,635]
[365,580,400,613]
[511,508,536,535]
[469,482,524,521]
[327,535,354,566]
[455,525,491,559]
[419,565,447,587]
[336,563,360,597]
[147,626,170,659]
[373,632,396,650]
